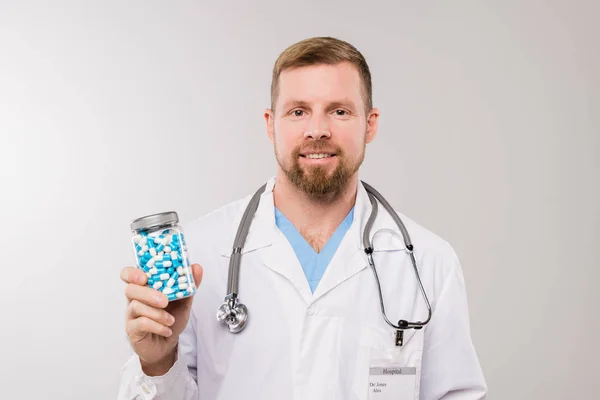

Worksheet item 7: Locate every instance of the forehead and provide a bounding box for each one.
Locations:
[276,62,363,107]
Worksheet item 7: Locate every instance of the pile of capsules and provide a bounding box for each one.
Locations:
[132,229,195,301]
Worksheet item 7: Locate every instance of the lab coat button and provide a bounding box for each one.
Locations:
[134,375,157,399]
[307,308,315,316]
[141,382,151,393]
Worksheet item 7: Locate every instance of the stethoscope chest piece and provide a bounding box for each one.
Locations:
[217,298,249,334]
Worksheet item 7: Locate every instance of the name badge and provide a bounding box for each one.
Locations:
[368,366,416,399]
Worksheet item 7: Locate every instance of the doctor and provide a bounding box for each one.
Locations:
[118,36,487,399]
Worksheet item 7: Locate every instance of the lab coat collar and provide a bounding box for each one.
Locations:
[220,176,407,303]
[220,176,406,255]
[220,177,278,257]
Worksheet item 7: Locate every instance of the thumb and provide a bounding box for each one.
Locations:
[190,263,203,288]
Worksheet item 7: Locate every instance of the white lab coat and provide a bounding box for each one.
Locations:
[119,176,487,399]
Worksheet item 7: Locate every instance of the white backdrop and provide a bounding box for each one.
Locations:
[1,1,598,399]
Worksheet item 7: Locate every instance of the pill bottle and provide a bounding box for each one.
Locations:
[130,211,196,301]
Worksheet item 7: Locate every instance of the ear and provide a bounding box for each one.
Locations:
[264,108,275,144]
[365,108,379,144]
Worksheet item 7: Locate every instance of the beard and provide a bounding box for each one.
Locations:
[275,138,365,199]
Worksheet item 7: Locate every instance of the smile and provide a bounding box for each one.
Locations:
[306,154,333,159]
[300,153,336,159]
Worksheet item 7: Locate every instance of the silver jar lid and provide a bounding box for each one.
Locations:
[130,211,179,232]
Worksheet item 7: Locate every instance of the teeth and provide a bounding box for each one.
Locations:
[306,154,331,159]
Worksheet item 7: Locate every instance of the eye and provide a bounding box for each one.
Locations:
[335,109,348,116]
[292,109,305,117]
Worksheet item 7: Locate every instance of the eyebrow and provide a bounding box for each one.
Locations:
[282,99,357,111]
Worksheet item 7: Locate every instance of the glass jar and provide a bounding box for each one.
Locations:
[130,211,196,302]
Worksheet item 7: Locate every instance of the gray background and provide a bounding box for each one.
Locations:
[1,1,598,399]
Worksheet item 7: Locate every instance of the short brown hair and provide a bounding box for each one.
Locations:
[270,36,373,115]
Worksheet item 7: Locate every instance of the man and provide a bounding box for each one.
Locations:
[119,36,487,399]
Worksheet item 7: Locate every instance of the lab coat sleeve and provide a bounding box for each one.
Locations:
[117,307,198,400]
[419,247,488,400]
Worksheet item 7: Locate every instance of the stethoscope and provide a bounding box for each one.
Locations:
[217,181,432,345]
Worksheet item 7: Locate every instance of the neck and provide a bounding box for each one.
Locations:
[272,170,358,236]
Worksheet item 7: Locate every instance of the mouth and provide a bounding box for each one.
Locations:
[299,153,336,159]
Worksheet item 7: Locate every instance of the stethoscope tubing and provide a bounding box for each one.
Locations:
[218,181,433,334]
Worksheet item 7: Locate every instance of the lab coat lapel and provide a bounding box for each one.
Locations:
[311,180,407,302]
[310,181,372,301]
[260,231,314,304]
[253,179,314,303]
[220,177,313,304]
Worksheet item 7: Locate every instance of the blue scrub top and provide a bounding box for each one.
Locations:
[274,206,355,293]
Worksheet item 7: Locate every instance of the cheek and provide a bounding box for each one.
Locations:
[275,122,304,147]
[335,125,367,151]
[273,133,294,159]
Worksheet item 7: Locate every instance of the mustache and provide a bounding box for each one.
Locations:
[294,141,342,155]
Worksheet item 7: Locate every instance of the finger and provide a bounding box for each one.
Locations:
[127,299,175,327]
[127,316,172,338]
[190,263,203,288]
[125,282,168,309]
[120,266,147,285]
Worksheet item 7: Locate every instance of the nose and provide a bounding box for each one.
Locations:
[303,114,331,140]
[303,129,330,140]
